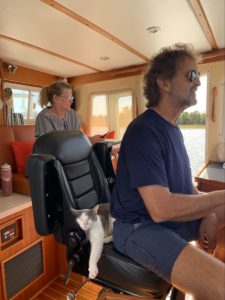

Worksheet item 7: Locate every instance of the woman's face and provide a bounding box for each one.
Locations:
[53,88,74,112]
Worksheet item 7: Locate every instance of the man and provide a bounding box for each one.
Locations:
[111,45,225,300]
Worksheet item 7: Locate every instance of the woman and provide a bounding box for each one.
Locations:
[35,80,104,144]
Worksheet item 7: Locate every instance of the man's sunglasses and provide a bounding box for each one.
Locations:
[187,70,200,82]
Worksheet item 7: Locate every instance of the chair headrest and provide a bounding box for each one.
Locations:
[33,130,91,164]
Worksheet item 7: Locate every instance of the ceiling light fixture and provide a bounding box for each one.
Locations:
[146,26,161,33]
[6,64,18,73]
[100,56,110,61]
[174,43,193,50]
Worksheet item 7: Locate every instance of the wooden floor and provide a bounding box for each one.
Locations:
[32,276,105,300]
[32,276,81,300]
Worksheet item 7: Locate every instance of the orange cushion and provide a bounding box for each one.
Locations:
[11,141,34,174]
[105,131,115,139]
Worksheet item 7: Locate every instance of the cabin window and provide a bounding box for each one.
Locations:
[89,90,134,139]
[90,94,108,135]
[178,74,208,176]
[4,83,41,124]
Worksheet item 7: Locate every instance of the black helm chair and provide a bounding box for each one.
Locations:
[27,130,180,300]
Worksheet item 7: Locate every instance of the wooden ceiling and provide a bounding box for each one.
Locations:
[0,0,224,79]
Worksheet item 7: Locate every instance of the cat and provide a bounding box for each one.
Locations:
[70,203,114,279]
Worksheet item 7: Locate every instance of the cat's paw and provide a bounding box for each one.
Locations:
[88,266,98,279]
[104,235,113,243]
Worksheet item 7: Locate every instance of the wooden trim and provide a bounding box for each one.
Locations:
[41,0,149,62]
[69,63,148,85]
[195,161,209,177]
[188,0,218,49]
[0,33,100,72]
[200,48,225,64]
[0,59,4,125]
[70,48,224,85]
[211,86,217,122]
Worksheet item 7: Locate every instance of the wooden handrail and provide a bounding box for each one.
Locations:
[211,86,217,122]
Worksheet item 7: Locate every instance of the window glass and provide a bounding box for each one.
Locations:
[178,74,207,176]
[90,95,108,135]
[12,89,29,120]
[4,83,41,124]
[118,95,132,138]
[30,91,42,119]
[89,90,133,139]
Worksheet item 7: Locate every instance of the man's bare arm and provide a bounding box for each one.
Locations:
[138,185,225,222]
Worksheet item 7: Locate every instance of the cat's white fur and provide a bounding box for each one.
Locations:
[71,204,113,279]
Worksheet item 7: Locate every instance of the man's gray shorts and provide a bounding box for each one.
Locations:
[113,219,201,282]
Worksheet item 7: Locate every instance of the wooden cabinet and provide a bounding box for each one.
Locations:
[195,162,225,262]
[0,194,59,299]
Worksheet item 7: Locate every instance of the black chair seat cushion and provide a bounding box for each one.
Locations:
[73,242,171,298]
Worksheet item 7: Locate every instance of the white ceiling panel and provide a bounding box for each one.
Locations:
[58,0,211,55]
[0,0,224,78]
[0,0,144,72]
[200,0,225,48]
[0,39,93,77]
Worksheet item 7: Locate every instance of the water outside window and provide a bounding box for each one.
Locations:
[178,75,207,177]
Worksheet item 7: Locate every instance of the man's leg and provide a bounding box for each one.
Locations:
[171,243,225,300]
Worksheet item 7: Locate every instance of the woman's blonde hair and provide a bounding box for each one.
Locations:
[39,80,72,108]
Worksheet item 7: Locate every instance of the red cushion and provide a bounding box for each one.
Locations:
[105,131,115,139]
[11,141,34,174]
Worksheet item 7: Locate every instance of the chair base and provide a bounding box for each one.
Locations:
[66,278,184,300]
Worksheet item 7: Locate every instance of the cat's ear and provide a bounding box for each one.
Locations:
[92,204,99,214]
[70,208,78,216]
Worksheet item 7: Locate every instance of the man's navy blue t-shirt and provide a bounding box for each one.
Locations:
[111,109,193,225]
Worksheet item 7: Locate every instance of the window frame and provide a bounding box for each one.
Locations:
[3,82,41,125]
[88,89,136,139]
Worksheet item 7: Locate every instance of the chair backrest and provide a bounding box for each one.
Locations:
[28,130,111,240]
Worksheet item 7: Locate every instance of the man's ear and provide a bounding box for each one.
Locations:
[156,77,171,93]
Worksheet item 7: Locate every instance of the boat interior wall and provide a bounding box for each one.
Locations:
[75,75,145,126]
[198,61,225,162]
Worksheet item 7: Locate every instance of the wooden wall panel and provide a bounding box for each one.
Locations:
[1,62,59,87]
[69,64,148,85]
[0,206,59,300]
[0,59,59,125]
